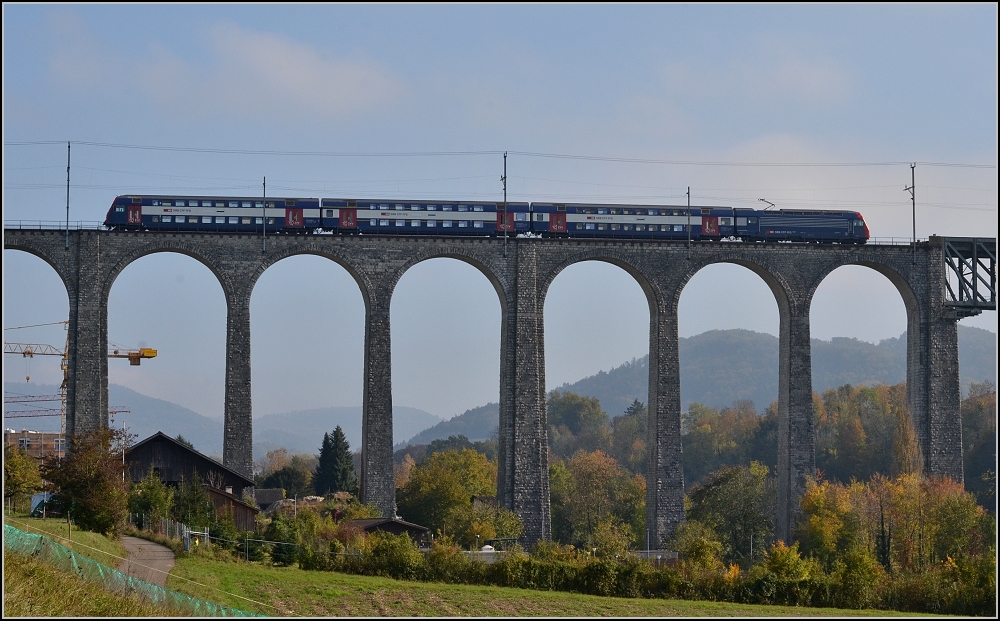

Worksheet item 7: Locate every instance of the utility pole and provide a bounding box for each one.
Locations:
[686,187,691,259]
[262,177,267,254]
[65,142,70,250]
[502,152,508,258]
[905,163,915,264]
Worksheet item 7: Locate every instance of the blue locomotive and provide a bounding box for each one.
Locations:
[105,195,870,243]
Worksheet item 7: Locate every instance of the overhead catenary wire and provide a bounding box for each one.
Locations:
[5,140,996,169]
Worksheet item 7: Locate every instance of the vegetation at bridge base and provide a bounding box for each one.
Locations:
[39,427,133,537]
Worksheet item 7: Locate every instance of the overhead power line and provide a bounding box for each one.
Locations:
[5,141,995,169]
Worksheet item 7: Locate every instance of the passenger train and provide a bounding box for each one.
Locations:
[105,195,870,243]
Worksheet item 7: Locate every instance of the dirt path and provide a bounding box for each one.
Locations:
[117,535,175,587]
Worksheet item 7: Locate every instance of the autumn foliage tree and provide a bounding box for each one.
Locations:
[396,448,500,544]
[41,427,132,537]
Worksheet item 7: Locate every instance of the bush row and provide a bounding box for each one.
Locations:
[294,533,995,616]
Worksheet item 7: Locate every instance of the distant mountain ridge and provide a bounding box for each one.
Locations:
[396,324,995,446]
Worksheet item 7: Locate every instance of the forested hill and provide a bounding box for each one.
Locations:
[559,325,996,416]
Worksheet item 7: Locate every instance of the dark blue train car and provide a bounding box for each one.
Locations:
[319,199,530,235]
[105,195,321,232]
[529,202,735,239]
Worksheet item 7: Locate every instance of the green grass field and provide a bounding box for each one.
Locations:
[4,514,129,568]
[166,553,933,617]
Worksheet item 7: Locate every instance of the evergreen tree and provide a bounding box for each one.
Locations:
[314,426,357,496]
[314,432,336,496]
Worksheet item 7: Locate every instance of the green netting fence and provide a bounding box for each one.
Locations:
[4,524,262,617]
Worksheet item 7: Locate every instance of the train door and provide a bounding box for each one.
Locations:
[702,216,719,236]
[127,205,142,226]
[550,213,567,233]
[497,212,514,231]
[340,209,357,229]
[286,208,304,228]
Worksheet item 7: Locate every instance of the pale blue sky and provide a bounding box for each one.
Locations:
[4,4,997,422]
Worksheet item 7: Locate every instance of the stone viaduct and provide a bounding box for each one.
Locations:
[3,229,972,545]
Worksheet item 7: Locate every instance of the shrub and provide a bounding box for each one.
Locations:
[360,531,423,580]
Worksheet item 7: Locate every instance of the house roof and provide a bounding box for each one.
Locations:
[204,485,260,514]
[344,517,430,533]
[126,431,255,487]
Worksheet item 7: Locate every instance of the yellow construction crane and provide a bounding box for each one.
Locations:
[4,321,156,434]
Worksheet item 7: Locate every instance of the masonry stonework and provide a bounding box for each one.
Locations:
[4,229,966,546]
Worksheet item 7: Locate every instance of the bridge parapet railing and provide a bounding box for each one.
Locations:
[4,220,105,231]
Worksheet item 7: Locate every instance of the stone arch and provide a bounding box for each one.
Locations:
[2,243,74,302]
[249,246,373,313]
[387,249,512,315]
[538,250,660,318]
[670,253,795,319]
[100,241,229,309]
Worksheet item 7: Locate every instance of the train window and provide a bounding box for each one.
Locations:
[132,197,142,204]
[535,214,544,221]
[556,205,566,212]
[325,210,334,218]
[610,208,619,215]
[229,217,239,224]
[267,218,275,225]
[473,206,484,212]
[597,223,606,230]
[151,216,160,223]
[636,224,646,231]
[854,219,864,226]
[203,216,212,223]
[576,223,585,230]
[443,221,453,227]
[515,213,528,221]
[257,217,264,224]
[442,205,453,211]
[255,202,263,209]
[229,201,238,208]
[162,216,172,223]
[622,209,631,215]
[459,221,469,227]
[152,200,161,206]
[115,206,125,212]
[348,201,357,208]
[426,220,436,227]
[701,208,711,214]
[215,217,225,223]
[720,217,732,226]
[395,220,405,226]
[458,205,469,212]
[267,202,276,208]
[285,199,296,207]
[749,218,757,224]
[674,225,684,232]
[411,220,420,226]
[648,209,658,216]
[176,216,186,223]
[241,202,251,208]
[369,219,377,226]
[395,204,404,210]
[474,221,484,228]
[163,201,172,206]
[427,205,437,211]
[597,208,608,215]
[242,217,251,224]
[623,224,633,231]
[411,205,420,211]
[611,224,620,230]
[175,200,185,207]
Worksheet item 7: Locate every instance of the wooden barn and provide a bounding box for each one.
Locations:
[126,431,258,531]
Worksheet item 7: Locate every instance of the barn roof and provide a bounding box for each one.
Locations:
[126,431,255,488]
